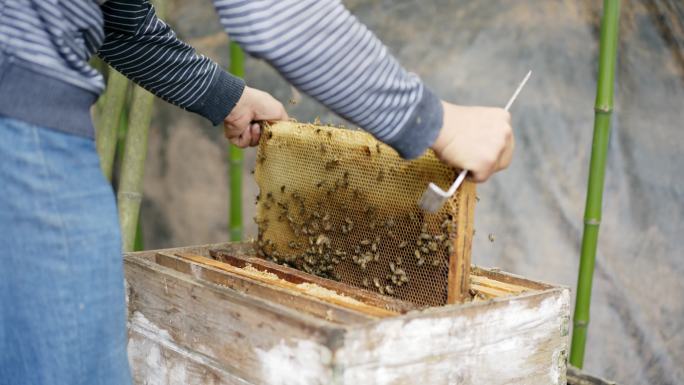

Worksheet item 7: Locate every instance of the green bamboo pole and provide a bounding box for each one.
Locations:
[570,0,621,368]
[117,85,155,252]
[96,70,129,181]
[228,41,245,241]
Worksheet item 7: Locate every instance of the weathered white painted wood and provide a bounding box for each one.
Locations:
[125,243,570,385]
[337,290,570,385]
[125,254,338,385]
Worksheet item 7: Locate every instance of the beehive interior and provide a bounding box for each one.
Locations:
[254,121,475,307]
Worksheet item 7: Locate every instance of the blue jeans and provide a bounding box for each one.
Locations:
[0,117,132,385]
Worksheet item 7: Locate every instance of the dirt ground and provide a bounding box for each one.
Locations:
[139,1,684,384]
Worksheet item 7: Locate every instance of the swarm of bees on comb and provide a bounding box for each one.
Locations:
[253,121,475,307]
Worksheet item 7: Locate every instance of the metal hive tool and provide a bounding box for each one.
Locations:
[254,121,476,307]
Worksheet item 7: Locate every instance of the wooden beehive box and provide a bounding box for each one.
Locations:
[125,242,570,385]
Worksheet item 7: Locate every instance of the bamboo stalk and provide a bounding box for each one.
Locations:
[116,0,166,252]
[570,0,621,368]
[117,85,154,252]
[96,70,129,181]
[228,41,245,241]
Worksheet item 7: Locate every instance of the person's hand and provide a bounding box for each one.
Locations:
[430,101,514,182]
[224,86,289,147]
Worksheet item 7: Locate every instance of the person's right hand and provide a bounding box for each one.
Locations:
[224,86,289,147]
[430,101,514,182]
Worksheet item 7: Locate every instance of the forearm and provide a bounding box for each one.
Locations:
[213,0,442,158]
[98,0,244,125]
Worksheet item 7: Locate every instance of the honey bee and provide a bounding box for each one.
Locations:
[360,239,371,246]
[384,285,394,295]
[316,234,330,247]
[280,185,286,193]
[441,219,450,230]
[432,258,441,267]
[373,277,380,288]
[395,256,402,265]
[414,250,421,259]
[417,258,425,266]
[398,240,408,249]
[362,277,369,287]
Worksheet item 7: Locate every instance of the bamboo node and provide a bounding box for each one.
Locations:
[119,191,143,202]
[594,105,612,113]
[584,218,601,226]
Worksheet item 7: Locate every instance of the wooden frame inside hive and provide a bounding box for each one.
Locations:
[254,121,476,306]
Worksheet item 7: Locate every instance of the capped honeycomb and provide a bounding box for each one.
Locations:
[254,121,476,307]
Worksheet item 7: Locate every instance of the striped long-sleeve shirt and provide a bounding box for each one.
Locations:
[0,0,442,158]
[213,0,442,158]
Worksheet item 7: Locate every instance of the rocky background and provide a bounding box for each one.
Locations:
[136,1,684,384]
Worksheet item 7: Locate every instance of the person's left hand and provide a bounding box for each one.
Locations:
[224,86,289,147]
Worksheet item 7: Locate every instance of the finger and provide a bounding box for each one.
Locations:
[249,123,261,146]
[470,167,495,183]
[226,124,248,139]
[496,136,515,171]
[254,99,289,122]
[279,105,290,121]
[233,131,251,148]
[224,119,247,140]
[471,156,499,183]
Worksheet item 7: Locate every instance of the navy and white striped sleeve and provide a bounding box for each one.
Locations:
[98,0,245,125]
[212,0,443,159]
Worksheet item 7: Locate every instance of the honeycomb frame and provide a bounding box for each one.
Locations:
[254,121,476,307]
